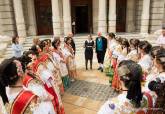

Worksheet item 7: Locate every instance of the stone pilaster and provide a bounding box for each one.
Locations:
[98,0,107,34]
[126,0,136,32]
[52,0,61,36]
[13,0,27,38]
[27,0,37,36]
[140,0,150,34]
[63,0,72,35]
[108,0,116,33]
[93,0,99,34]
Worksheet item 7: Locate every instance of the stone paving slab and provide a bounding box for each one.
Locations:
[66,80,118,101]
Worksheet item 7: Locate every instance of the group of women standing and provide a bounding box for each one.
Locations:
[98,32,165,113]
[0,36,77,114]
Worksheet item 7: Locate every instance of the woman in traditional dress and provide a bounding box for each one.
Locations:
[52,38,70,90]
[104,33,117,84]
[63,37,77,81]
[0,58,56,114]
[114,37,123,54]
[146,47,165,87]
[30,37,41,54]
[39,40,64,94]
[41,39,52,54]
[107,33,117,58]
[148,79,165,114]
[150,48,165,114]
[28,44,65,114]
[121,38,130,57]
[84,35,95,70]
[20,50,57,107]
[98,60,156,114]
[32,53,65,114]
[126,38,140,62]
[142,48,165,113]
[143,46,162,91]
[110,37,124,90]
[138,41,152,81]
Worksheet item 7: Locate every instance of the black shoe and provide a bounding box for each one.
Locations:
[97,67,102,70]
[101,68,103,72]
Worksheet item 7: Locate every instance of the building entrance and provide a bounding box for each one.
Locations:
[71,0,92,34]
[116,0,127,32]
[34,0,53,35]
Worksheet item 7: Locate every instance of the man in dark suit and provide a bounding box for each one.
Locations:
[95,32,107,72]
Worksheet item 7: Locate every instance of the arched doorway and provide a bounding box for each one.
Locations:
[116,0,127,32]
[34,0,53,35]
[71,0,93,34]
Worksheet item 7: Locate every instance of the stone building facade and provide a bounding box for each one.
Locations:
[0,0,165,38]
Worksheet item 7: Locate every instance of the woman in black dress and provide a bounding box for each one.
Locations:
[84,35,95,70]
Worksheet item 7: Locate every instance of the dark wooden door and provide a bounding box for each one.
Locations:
[116,0,127,32]
[34,0,53,35]
[75,6,89,33]
[71,0,92,34]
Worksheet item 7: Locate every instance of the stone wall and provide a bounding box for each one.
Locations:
[135,0,143,32]
[149,0,165,33]
[0,0,16,36]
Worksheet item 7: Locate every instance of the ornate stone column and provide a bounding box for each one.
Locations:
[13,0,27,38]
[63,0,72,35]
[98,0,107,33]
[27,0,37,36]
[52,0,61,36]
[140,0,150,34]
[108,0,116,33]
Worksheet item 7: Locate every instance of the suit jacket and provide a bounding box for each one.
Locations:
[95,36,107,53]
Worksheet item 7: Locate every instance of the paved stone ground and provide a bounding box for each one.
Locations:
[62,69,111,114]
[66,80,118,101]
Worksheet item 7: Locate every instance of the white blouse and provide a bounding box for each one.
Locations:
[6,87,56,114]
[138,54,152,72]
[53,52,68,76]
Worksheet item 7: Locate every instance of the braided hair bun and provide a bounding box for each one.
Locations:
[155,48,165,71]
[0,58,22,104]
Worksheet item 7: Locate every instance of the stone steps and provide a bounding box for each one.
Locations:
[1,33,155,62]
